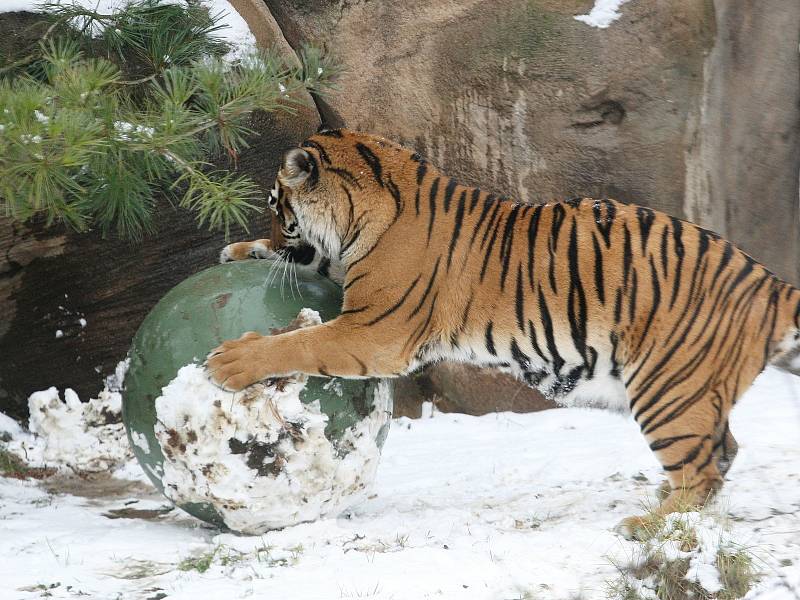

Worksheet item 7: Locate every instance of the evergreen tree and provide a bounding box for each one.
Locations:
[0,0,336,238]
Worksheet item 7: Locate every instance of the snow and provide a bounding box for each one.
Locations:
[20,134,42,144]
[7,385,131,472]
[0,0,45,11]
[113,120,155,141]
[152,308,390,533]
[2,358,132,473]
[202,0,256,61]
[105,357,130,392]
[0,411,23,438]
[154,358,391,533]
[574,0,630,29]
[130,429,150,454]
[419,399,435,419]
[0,367,799,599]
[614,511,735,596]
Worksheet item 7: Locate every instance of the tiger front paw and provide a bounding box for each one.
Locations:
[206,332,276,391]
[219,240,275,264]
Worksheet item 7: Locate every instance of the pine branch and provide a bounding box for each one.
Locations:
[0,1,339,240]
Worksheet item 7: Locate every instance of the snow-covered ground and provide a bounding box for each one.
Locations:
[1,367,799,600]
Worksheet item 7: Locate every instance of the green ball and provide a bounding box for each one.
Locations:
[122,260,392,531]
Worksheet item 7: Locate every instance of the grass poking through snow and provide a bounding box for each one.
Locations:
[177,541,306,574]
[607,507,759,600]
[0,447,53,480]
[177,550,217,574]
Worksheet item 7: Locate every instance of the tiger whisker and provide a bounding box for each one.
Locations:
[264,255,281,288]
[291,261,304,300]
[265,249,286,289]
[269,255,286,290]
[279,254,290,299]
[286,256,293,297]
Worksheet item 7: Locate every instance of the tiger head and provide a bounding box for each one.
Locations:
[269,128,421,261]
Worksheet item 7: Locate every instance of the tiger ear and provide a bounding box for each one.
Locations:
[281,148,314,189]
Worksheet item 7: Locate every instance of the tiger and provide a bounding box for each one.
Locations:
[208,128,800,539]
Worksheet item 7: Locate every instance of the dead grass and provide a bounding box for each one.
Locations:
[607,508,760,600]
[0,447,53,480]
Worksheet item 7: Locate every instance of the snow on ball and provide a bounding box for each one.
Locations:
[153,313,391,533]
[122,261,393,533]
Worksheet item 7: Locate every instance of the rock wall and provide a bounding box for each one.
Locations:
[684,0,800,284]
[265,0,799,285]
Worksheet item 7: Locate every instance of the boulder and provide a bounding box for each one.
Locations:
[424,363,555,416]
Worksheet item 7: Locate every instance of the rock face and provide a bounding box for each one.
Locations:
[2,0,799,418]
[683,0,800,284]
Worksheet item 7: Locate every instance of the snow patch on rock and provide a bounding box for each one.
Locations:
[574,0,630,29]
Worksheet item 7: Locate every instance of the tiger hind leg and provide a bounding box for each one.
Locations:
[714,421,739,479]
[219,239,276,263]
[654,420,738,500]
[616,389,734,540]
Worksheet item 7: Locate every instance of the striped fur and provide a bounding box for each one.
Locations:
[209,129,800,538]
